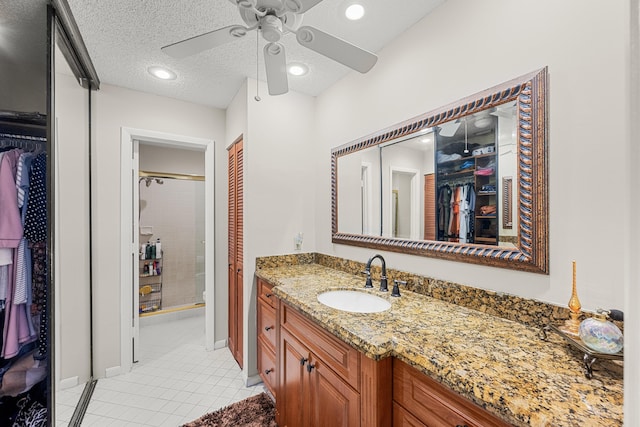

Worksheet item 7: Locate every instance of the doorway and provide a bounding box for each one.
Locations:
[389,167,419,240]
[137,168,206,316]
[120,128,215,373]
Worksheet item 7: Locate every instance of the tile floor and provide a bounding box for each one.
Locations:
[56,313,264,426]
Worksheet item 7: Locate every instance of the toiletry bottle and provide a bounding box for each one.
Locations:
[156,238,162,259]
[140,243,146,260]
[150,241,156,259]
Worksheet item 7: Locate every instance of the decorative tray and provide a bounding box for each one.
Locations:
[539,324,623,379]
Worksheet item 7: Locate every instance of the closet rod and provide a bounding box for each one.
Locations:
[139,170,204,181]
[0,133,47,141]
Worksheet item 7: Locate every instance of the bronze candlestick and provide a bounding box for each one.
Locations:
[559,260,582,336]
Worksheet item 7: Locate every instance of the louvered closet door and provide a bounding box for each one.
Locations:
[424,174,436,241]
[228,137,243,368]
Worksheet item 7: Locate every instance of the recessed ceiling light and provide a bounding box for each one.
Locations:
[288,63,308,76]
[148,66,177,80]
[345,4,365,20]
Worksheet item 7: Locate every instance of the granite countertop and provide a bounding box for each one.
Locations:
[256,264,623,427]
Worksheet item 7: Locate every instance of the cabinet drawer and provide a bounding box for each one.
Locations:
[281,303,360,389]
[393,359,510,427]
[258,278,276,309]
[258,298,276,351]
[258,337,277,398]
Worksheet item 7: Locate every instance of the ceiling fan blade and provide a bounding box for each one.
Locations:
[296,26,377,73]
[263,43,289,95]
[283,0,324,13]
[162,25,250,59]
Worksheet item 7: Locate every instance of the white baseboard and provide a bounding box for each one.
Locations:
[214,339,227,350]
[105,366,122,378]
[246,374,262,387]
[58,376,79,390]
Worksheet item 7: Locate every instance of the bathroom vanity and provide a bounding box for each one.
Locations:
[255,255,623,426]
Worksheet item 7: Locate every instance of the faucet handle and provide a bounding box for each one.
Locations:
[361,270,373,288]
[392,280,407,297]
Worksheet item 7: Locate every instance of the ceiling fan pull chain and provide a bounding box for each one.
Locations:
[255,29,261,101]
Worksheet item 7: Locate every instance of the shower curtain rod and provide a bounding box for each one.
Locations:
[139,170,204,181]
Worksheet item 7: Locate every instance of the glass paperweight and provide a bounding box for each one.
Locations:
[578,310,623,354]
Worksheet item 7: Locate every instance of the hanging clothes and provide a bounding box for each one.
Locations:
[459,185,469,243]
[437,185,452,240]
[0,150,23,248]
[0,149,37,359]
[448,186,462,241]
[466,184,476,243]
[0,131,48,424]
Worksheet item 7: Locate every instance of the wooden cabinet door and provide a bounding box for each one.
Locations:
[228,136,243,368]
[279,328,310,427]
[309,358,361,427]
[393,402,427,427]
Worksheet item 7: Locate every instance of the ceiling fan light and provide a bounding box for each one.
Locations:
[288,63,308,76]
[474,117,492,128]
[237,0,257,8]
[261,15,283,42]
[229,26,247,38]
[147,66,176,80]
[345,4,365,20]
[283,0,303,13]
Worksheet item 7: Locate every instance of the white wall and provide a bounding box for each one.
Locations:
[241,78,316,379]
[315,0,629,313]
[91,83,224,377]
[139,144,205,175]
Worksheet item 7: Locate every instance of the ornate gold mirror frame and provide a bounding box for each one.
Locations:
[331,68,548,274]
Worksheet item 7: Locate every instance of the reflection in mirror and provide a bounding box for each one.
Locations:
[332,68,548,273]
[337,145,380,236]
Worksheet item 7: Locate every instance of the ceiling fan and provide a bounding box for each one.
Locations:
[161,0,378,96]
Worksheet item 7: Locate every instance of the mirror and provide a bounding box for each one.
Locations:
[332,68,548,273]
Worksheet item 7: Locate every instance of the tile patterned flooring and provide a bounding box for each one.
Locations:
[56,313,263,426]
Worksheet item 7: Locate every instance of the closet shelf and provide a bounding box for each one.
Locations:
[437,169,475,178]
[475,237,497,243]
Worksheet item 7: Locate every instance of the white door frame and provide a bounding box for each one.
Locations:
[120,127,215,374]
[388,166,419,240]
[361,161,373,235]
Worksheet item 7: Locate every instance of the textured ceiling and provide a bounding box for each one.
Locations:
[66,0,445,109]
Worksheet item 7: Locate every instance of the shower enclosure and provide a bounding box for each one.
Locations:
[138,171,205,311]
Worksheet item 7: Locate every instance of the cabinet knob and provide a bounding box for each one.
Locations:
[265,293,273,298]
[264,325,274,332]
[306,363,315,373]
[264,368,274,375]
[300,357,308,366]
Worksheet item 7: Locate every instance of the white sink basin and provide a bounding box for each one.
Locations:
[317,290,391,313]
